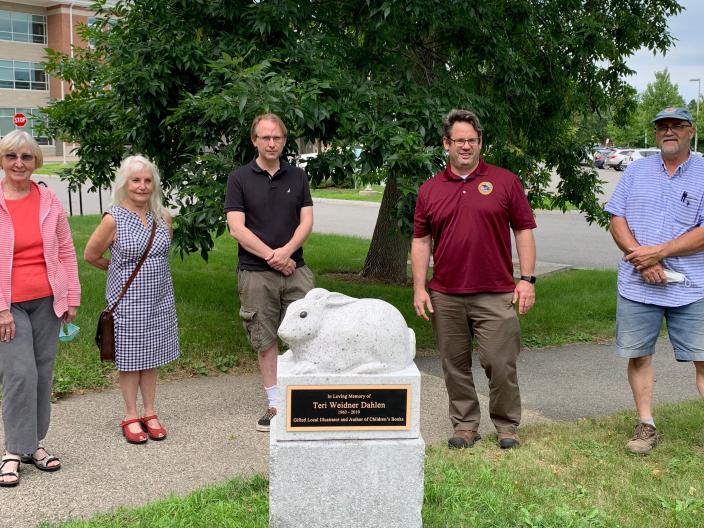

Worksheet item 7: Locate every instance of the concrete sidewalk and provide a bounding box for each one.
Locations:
[1,337,701,526]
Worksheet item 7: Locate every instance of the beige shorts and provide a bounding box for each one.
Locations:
[237,266,315,353]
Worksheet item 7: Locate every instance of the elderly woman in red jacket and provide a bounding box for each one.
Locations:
[0,130,80,487]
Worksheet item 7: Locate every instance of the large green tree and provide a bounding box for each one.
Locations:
[44,0,683,283]
[609,69,686,147]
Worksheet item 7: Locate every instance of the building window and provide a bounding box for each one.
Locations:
[86,16,115,48]
[0,60,47,90]
[87,16,98,48]
[0,107,52,145]
[0,11,47,44]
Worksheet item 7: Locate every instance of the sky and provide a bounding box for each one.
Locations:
[626,0,704,104]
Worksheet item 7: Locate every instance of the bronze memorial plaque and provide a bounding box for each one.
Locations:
[286,384,411,431]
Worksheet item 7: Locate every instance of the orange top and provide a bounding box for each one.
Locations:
[5,185,52,302]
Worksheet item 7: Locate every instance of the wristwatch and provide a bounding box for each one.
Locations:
[520,275,537,284]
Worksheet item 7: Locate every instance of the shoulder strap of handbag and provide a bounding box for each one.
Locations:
[107,218,157,313]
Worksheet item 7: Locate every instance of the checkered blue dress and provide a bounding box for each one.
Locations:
[106,206,180,371]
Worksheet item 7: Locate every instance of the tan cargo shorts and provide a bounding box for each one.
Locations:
[237,266,315,353]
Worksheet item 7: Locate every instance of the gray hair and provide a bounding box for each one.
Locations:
[443,109,483,139]
[0,130,44,168]
[111,155,164,217]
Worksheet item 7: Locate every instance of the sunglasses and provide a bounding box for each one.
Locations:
[3,153,36,163]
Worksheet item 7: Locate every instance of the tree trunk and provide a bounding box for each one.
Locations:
[360,174,411,284]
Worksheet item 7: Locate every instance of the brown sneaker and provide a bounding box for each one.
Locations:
[448,430,481,449]
[498,432,520,449]
[626,423,658,454]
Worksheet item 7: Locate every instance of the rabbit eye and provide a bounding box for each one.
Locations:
[299,311,308,318]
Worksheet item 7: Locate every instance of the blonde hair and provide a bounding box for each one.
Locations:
[250,113,288,140]
[111,155,164,217]
[0,130,44,169]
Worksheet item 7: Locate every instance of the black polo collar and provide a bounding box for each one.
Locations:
[249,158,292,179]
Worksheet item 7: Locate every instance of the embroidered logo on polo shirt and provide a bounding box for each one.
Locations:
[478,181,493,195]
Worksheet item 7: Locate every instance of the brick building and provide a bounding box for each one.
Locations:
[0,0,113,155]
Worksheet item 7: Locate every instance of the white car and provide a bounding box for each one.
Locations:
[622,148,660,168]
[296,152,318,169]
[605,149,633,171]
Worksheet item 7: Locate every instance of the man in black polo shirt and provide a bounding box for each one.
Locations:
[224,113,315,432]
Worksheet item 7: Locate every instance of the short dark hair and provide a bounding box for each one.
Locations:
[250,113,288,140]
[443,109,483,138]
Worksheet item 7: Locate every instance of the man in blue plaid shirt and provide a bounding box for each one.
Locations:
[606,107,704,454]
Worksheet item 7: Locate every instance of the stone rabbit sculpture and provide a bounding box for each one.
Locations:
[278,288,416,374]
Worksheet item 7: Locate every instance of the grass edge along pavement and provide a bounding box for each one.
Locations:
[54,215,617,398]
[43,400,704,528]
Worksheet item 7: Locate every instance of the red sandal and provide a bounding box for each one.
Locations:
[140,415,167,440]
[120,418,148,444]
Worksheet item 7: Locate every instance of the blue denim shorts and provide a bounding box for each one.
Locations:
[616,295,704,361]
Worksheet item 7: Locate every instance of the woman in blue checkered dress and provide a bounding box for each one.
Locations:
[85,155,179,444]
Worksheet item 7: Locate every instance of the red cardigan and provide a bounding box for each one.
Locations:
[0,180,81,316]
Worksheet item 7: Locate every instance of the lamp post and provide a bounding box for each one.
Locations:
[690,78,701,153]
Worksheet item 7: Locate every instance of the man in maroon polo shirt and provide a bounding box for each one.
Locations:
[411,109,537,449]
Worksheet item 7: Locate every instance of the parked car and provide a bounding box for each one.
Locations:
[605,149,633,171]
[593,148,613,169]
[622,148,660,168]
[296,152,318,169]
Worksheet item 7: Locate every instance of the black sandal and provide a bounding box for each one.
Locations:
[21,446,61,472]
[0,455,21,487]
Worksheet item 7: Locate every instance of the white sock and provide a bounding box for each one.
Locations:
[265,385,280,409]
[641,418,656,427]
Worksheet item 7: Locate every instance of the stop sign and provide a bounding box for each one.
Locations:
[13,113,27,127]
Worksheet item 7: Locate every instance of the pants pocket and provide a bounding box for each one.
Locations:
[239,307,263,351]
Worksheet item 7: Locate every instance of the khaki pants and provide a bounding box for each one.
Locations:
[238,266,315,353]
[430,290,521,433]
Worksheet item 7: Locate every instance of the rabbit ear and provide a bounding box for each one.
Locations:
[306,288,331,302]
[325,292,356,306]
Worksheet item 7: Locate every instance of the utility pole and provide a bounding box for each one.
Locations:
[690,78,701,152]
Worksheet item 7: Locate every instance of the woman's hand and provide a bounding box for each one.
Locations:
[0,309,16,342]
[63,306,78,324]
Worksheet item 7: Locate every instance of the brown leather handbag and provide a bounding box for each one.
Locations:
[95,219,157,362]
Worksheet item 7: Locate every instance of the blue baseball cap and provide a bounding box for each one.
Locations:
[652,107,693,124]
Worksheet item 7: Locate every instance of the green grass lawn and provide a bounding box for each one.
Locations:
[45,400,704,528]
[36,161,78,175]
[56,215,617,397]
[310,184,384,202]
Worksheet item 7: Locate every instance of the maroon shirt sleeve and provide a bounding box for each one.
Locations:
[413,183,431,238]
[508,177,537,230]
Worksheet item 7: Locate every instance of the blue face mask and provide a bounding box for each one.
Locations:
[58,323,80,342]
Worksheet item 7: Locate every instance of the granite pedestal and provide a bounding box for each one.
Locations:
[269,358,425,528]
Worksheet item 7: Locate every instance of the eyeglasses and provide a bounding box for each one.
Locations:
[257,135,285,144]
[654,123,690,133]
[447,137,480,147]
[3,153,35,163]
